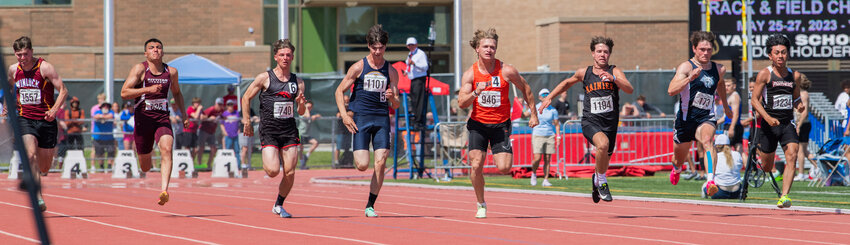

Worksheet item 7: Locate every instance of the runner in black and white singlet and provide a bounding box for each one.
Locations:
[241,39,307,218]
[750,34,804,208]
[334,25,400,218]
[540,37,633,204]
[120,38,189,206]
[6,36,69,212]
[667,32,732,197]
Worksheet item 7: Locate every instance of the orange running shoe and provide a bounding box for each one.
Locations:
[157,191,169,206]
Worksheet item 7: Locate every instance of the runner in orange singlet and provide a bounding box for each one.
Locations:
[458,28,538,218]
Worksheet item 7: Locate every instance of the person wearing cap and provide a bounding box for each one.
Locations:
[223,84,239,111]
[530,88,559,187]
[702,134,743,199]
[92,102,116,172]
[118,101,135,151]
[65,96,87,151]
[198,97,225,168]
[405,37,429,130]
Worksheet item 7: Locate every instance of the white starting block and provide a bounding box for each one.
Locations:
[61,150,89,179]
[211,149,239,178]
[8,151,21,179]
[112,150,141,179]
[171,149,196,178]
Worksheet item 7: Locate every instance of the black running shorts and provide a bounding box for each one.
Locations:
[467,119,512,154]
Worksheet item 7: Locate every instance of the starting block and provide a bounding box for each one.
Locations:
[61,150,89,179]
[211,149,239,178]
[112,150,141,179]
[171,149,196,178]
[8,151,21,179]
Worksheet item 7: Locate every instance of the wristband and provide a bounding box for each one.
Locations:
[612,75,617,82]
[472,90,479,97]
[794,97,801,103]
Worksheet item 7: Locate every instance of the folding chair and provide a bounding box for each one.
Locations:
[810,138,850,187]
[437,123,468,181]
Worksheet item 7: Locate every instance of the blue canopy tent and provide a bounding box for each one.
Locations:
[168,54,243,109]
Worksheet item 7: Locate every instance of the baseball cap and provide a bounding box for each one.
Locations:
[406,37,417,45]
[227,84,235,92]
[226,100,235,105]
[538,88,550,97]
[715,134,730,145]
[215,97,224,104]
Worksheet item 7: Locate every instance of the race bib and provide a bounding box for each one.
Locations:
[19,89,41,105]
[692,92,713,110]
[273,101,294,119]
[363,72,387,93]
[773,94,792,110]
[145,98,168,111]
[589,95,613,114]
[478,91,501,108]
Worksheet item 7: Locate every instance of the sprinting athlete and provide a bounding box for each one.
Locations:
[120,38,189,205]
[540,36,633,203]
[334,25,400,217]
[6,36,68,212]
[242,39,307,218]
[458,28,538,218]
[750,34,803,208]
[667,31,732,197]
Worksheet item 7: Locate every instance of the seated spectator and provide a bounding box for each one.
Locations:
[703,134,743,199]
[634,95,666,118]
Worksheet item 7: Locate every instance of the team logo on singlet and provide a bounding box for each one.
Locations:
[700,76,714,88]
[276,82,298,99]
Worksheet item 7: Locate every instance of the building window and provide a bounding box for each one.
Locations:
[338,6,375,45]
[0,0,71,6]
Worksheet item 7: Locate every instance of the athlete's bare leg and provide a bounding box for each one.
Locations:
[468,150,487,203]
[592,132,611,175]
[695,123,717,177]
[369,149,389,195]
[493,152,512,174]
[353,150,371,171]
[780,143,799,195]
[22,135,49,205]
[278,146,299,198]
[157,135,174,192]
[672,142,692,170]
[262,147,283,177]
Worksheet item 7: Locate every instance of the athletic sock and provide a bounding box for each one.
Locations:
[478,202,486,208]
[275,194,286,206]
[705,150,714,175]
[672,165,682,173]
[596,173,607,186]
[366,192,378,208]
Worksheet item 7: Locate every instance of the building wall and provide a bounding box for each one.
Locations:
[1,0,268,79]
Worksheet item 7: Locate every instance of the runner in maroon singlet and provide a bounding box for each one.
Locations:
[120,38,189,205]
[5,36,69,212]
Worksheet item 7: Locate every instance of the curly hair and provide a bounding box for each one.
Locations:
[469,28,498,49]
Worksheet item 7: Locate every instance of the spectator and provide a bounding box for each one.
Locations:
[92,102,116,172]
[334,95,353,164]
[634,95,666,118]
[65,96,86,151]
[702,134,743,199]
[551,92,573,122]
[198,97,224,168]
[450,89,469,121]
[530,88,559,187]
[239,108,259,170]
[795,74,814,181]
[220,100,241,168]
[169,99,183,149]
[619,102,639,118]
[297,100,321,169]
[835,80,850,120]
[721,78,743,152]
[181,97,203,163]
[112,102,123,150]
[405,37,429,130]
[118,101,135,151]
[223,84,239,110]
[55,101,68,169]
[89,93,106,163]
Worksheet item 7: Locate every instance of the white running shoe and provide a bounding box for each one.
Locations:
[475,203,487,219]
[541,179,552,187]
[530,174,537,186]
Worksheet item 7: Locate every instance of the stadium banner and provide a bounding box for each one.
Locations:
[689,0,850,59]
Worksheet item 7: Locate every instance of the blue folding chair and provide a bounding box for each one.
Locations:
[810,138,850,187]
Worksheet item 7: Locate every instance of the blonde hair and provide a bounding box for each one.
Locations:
[717,145,733,168]
[469,28,498,49]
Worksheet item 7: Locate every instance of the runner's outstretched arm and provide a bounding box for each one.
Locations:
[539,69,583,114]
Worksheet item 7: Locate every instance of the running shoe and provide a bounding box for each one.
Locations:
[38,198,46,212]
[530,174,537,186]
[597,182,613,202]
[777,195,792,208]
[704,180,719,197]
[157,191,169,206]
[541,179,552,187]
[684,171,699,180]
[669,170,680,185]
[272,205,281,214]
[475,203,486,219]
[365,207,378,217]
[694,175,706,181]
[591,173,601,203]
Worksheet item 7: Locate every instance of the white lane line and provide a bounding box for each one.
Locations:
[39,193,386,245]
[0,228,39,243]
[0,201,218,245]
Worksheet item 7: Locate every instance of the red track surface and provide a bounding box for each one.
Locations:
[1,169,848,244]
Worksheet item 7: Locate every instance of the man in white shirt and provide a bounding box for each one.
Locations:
[835,80,850,126]
[405,37,429,130]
